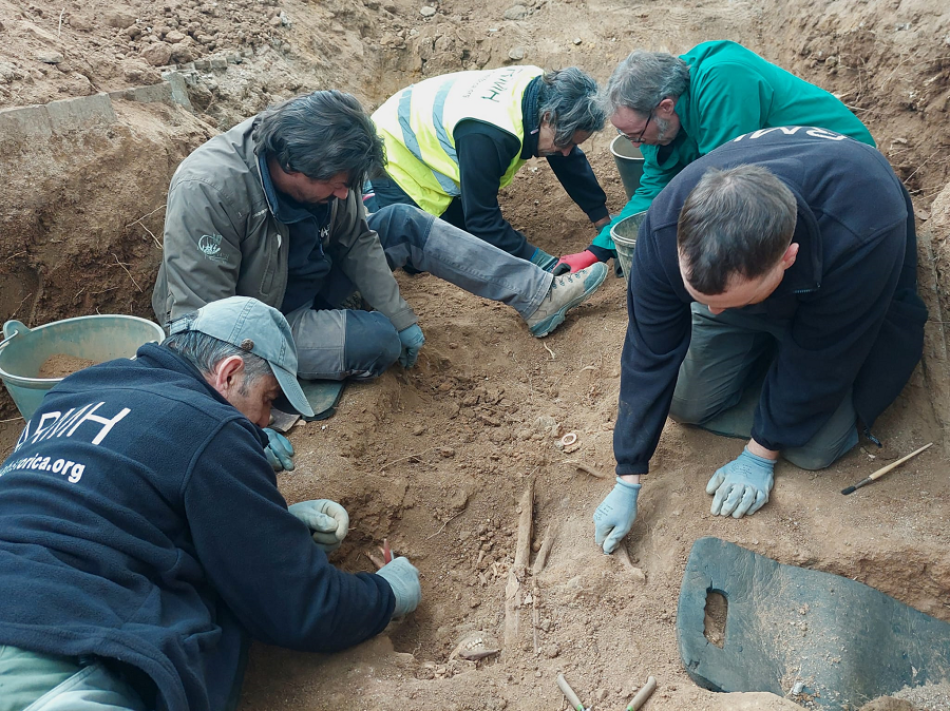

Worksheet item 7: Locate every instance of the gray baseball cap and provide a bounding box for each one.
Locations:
[169,296,314,418]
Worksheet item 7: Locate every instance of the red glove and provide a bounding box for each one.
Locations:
[553,249,600,275]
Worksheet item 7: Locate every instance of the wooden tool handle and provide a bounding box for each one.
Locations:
[556,673,585,711]
[626,676,658,711]
[868,442,932,481]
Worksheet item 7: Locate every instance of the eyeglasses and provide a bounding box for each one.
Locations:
[616,102,661,144]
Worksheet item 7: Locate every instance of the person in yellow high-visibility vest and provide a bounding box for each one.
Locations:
[368,66,611,272]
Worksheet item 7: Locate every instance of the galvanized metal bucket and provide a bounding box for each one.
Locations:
[0,315,165,420]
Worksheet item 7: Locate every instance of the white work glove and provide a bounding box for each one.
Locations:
[287,499,350,552]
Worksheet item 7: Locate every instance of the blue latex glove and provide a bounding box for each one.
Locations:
[263,428,294,472]
[376,556,422,618]
[593,477,642,554]
[397,324,425,368]
[706,448,776,518]
[529,247,558,272]
[287,499,350,552]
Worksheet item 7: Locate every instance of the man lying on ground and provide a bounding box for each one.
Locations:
[0,296,421,711]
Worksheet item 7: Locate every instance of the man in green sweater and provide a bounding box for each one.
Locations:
[554,40,875,274]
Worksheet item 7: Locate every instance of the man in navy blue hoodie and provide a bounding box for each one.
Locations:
[592,128,927,554]
[0,296,421,711]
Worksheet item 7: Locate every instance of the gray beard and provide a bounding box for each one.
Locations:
[655,115,677,143]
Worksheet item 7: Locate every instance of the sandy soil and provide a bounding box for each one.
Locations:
[2,0,950,709]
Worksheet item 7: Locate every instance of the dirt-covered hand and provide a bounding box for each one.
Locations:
[397,324,425,368]
[593,477,641,554]
[263,428,294,472]
[376,556,422,617]
[287,499,350,552]
[706,449,775,518]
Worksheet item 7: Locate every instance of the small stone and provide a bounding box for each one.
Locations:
[141,42,173,67]
[0,61,23,83]
[165,29,186,43]
[420,5,436,16]
[103,7,138,28]
[120,58,160,83]
[508,46,525,60]
[440,446,456,458]
[279,10,292,26]
[69,15,94,31]
[503,3,528,20]
[170,39,196,63]
[210,56,228,71]
[573,37,582,45]
[628,566,647,584]
[412,424,426,436]
[35,51,64,64]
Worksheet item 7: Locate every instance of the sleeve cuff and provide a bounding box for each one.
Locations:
[587,244,616,262]
[750,428,782,452]
[615,462,649,476]
[587,205,610,223]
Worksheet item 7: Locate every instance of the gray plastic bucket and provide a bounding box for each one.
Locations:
[0,315,165,421]
[610,210,648,285]
[610,134,645,200]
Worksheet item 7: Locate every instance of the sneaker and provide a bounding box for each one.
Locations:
[525,262,608,337]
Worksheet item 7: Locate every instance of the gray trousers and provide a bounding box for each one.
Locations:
[669,303,859,470]
[290,204,553,381]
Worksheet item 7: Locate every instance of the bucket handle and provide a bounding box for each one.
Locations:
[0,320,29,350]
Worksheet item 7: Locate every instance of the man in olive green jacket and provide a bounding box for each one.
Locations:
[555,40,875,274]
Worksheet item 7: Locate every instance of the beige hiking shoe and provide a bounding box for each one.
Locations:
[525,262,609,337]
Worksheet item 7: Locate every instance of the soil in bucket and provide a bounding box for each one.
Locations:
[37,354,98,379]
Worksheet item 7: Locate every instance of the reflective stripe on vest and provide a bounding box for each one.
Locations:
[372,67,542,216]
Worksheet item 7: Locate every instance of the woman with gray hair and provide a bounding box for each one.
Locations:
[370,66,611,271]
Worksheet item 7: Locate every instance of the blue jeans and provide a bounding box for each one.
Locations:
[290,204,553,381]
[669,303,859,470]
[365,178,523,256]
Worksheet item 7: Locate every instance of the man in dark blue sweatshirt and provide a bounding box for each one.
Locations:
[0,296,421,711]
[592,128,927,554]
